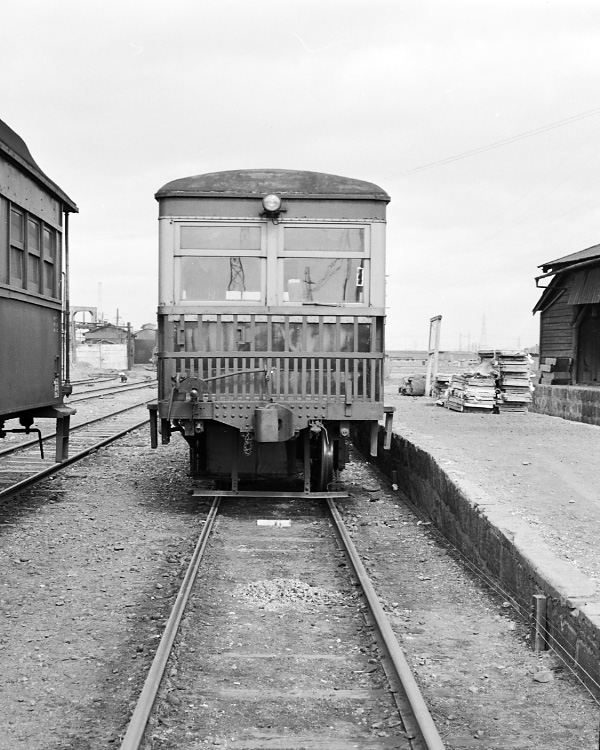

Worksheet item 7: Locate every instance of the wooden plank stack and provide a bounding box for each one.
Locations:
[445,373,497,412]
[538,357,572,385]
[479,350,534,413]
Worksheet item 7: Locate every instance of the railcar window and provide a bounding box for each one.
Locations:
[9,208,25,286]
[42,227,56,296]
[284,227,364,253]
[283,257,366,304]
[180,225,260,251]
[27,218,41,292]
[179,256,263,302]
[5,205,60,297]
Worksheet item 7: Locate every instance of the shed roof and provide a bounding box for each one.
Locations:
[568,267,600,305]
[156,169,390,202]
[0,119,78,212]
[539,243,600,272]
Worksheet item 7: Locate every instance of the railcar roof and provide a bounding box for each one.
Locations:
[0,118,78,212]
[156,169,390,202]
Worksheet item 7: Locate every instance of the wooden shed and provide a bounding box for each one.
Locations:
[534,244,600,385]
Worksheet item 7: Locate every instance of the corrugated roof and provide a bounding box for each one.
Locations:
[568,267,600,305]
[540,243,600,272]
[156,169,390,202]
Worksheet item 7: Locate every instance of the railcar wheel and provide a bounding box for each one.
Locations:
[313,431,334,491]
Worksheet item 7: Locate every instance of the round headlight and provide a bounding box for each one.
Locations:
[262,194,282,212]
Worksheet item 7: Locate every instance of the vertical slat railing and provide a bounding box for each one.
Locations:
[169,313,385,405]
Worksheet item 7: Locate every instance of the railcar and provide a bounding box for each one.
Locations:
[0,119,78,460]
[149,169,393,496]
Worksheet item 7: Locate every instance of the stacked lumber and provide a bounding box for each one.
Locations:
[479,350,534,413]
[445,373,496,412]
[538,357,572,385]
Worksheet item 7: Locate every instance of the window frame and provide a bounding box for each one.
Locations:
[174,221,267,305]
[27,216,42,293]
[4,202,61,299]
[277,222,371,307]
[169,219,373,307]
[9,206,25,287]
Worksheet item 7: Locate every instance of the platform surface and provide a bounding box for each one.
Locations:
[386,391,600,587]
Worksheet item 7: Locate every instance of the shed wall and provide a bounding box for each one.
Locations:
[539,275,574,360]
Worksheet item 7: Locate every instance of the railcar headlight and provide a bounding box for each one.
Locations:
[262,194,282,213]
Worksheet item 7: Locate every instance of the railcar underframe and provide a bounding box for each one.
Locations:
[150,310,394,493]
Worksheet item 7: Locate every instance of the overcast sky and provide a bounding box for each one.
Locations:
[2,0,599,350]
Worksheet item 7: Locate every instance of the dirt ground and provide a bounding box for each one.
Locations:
[1,388,599,748]
[384,388,600,585]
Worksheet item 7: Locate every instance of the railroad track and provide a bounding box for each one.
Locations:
[120,492,445,749]
[0,387,155,501]
[69,378,157,403]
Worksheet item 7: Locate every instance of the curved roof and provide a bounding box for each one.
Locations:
[156,169,390,202]
[0,119,78,212]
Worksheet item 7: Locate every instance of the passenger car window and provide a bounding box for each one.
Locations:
[179,256,263,302]
[283,257,365,303]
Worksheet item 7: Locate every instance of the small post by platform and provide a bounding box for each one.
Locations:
[531,594,548,652]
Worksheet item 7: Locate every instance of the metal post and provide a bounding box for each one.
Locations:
[531,594,548,651]
[303,428,311,494]
[63,211,72,391]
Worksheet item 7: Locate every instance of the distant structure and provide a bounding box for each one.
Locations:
[533,243,600,426]
[134,323,157,364]
[534,243,600,385]
[83,323,129,345]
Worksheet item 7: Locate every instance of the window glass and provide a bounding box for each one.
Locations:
[44,261,56,295]
[284,227,364,253]
[43,227,57,296]
[180,226,261,251]
[10,247,24,283]
[179,256,262,302]
[43,227,55,259]
[28,218,41,254]
[283,257,366,304]
[10,209,24,244]
[28,254,41,289]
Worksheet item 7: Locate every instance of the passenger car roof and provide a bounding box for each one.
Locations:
[156,169,390,202]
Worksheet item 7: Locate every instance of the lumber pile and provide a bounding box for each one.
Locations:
[437,350,535,414]
[445,373,496,412]
[538,357,572,385]
[479,350,534,413]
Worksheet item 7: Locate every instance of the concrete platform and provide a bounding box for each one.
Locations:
[354,391,600,695]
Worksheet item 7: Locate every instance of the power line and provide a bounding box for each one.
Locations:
[386,105,600,179]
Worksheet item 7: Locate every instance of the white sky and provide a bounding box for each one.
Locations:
[2,0,599,350]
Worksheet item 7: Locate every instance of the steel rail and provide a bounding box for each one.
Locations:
[0,412,150,502]
[326,497,446,750]
[0,400,155,459]
[70,376,118,386]
[119,497,221,750]
[69,380,157,402]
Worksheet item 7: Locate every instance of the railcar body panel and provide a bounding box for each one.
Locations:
[0,296,62,416]
[0,119,77,459]
[152,169,392,493]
